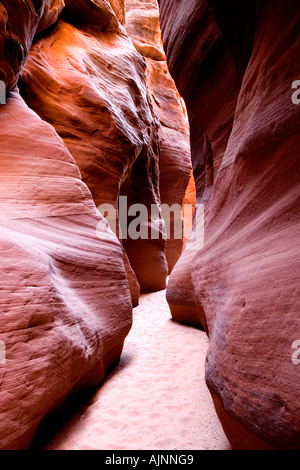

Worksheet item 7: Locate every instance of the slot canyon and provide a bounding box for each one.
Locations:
[0,0,299,451]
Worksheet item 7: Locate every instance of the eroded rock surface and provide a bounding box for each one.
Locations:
[19,0,185,294]
[0,0,191,449]
[0,0,64,90]
[125,0,192,273]
[0,89,132,450]
[0,0,192,449]
[159,0,300,450]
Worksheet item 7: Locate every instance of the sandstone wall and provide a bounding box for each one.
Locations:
[159,0,300,450]
[0,0,191,448]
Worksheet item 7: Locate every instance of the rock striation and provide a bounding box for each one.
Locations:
[19,0,192,294]
[125,0,192,273]
[0,88,132,450]
[0,0,64,90]
[19,4,165,297]
[159,0,300,450]
[0,0,191,449]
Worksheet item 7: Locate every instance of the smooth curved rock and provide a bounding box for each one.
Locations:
[125,0,166,60]
[146,59,192,273]
[0,89,132,450]
[61,0,123,32]
[126,0,192,273]
[182,172,196,249]
[159,0,300,450]
[0,0,192,450]
[0,0,64,90]
[20,2,169,295]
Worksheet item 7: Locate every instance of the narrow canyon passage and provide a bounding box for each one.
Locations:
[0,0,299,451]
[41,290,231,451]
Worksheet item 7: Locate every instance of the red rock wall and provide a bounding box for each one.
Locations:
[125,0,192,273]
[0,88,132,450]
[19,0,192,292]
[19,5,166,297]
[159,0,300,450]
[0,0,192,448]
[0,1,64,89]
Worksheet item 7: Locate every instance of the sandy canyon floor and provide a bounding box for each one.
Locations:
[42,290,231,450]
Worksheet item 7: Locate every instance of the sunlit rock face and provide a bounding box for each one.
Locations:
[125,0,192,273]
[125,0,166,60]
[19,0,173,295]
[159,0,300,450]
[20,0,192,292]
